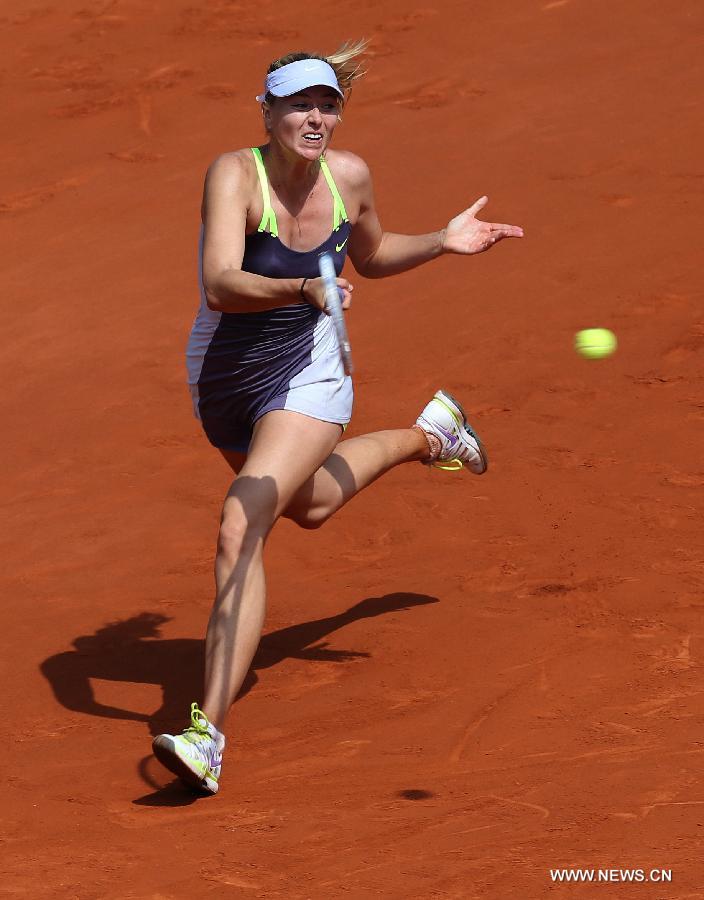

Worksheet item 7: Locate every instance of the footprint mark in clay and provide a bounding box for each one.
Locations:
[664,321,704,363]
[198,83,238,100]
[377,8,438,33]
[0,177,85,215]
[391,79,486,112]
[602,194,634,208]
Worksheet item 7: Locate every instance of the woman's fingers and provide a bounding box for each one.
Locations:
[490,223,524,238]
[302,276,353,314]
[467,195,489,217]
[443,203,524,254]
[309,278,353,315]
[337,277,353,310]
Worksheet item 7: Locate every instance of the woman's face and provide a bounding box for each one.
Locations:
[264,85,341,160]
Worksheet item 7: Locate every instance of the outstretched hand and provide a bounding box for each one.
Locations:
[442,196,524,255]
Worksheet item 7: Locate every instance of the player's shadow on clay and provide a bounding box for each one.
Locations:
[39,592,437,803]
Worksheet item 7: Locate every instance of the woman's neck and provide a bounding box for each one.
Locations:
[264,140,321,192]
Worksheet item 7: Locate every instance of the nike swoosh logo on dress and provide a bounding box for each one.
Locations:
[335,237,349,252]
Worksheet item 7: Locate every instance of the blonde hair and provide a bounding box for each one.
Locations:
[266,38,368,101]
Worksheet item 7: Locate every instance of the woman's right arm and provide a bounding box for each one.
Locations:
[200,154,351,314]
[201,153,302,313]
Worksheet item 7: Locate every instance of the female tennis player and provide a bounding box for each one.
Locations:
[153,41,523,794]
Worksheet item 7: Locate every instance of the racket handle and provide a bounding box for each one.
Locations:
[319,256,347,313]
[319,252,337,290]
[319,252,353,376]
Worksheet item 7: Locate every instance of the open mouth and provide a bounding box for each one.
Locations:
[302,132,323,144]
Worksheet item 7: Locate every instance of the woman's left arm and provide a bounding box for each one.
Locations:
[346,158,523,279]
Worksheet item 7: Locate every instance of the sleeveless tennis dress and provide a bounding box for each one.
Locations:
[186,148,353,453]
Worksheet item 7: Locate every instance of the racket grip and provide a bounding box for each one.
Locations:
[319,252,337,288]
[319,251,353,376]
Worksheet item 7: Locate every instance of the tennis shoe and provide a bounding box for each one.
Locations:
[415,389,488,474]
[152,702,225,795]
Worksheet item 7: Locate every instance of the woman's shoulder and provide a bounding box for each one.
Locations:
[206,148,257,180]
[324,149,371,190]
[202,149,259,206]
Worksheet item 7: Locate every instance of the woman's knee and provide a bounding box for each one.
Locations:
[217,510,247,560]
[217,503,273,561]
[285,504,330,530]
[217,473,281,557]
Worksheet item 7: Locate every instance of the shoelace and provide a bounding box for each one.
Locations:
[181,702,212,745]
[431,458,464,471]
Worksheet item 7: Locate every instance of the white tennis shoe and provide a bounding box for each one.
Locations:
[415,390,488,474]
[152,703,225,795]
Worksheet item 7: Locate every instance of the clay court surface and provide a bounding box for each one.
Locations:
[2,0,703,896]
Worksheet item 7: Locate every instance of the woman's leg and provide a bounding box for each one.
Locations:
[278,389,489,527]
[202,410,342,730]
[221,426,430,530]
[282,427,429,528]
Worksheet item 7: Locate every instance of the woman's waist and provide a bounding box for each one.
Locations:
[201,312,334,370]
[193,301,317,340]
[219,301,317,325]
[206,308,327,357]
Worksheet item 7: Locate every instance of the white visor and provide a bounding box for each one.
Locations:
[256,58,343,103]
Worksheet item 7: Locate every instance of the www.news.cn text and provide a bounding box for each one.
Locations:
[549,868,672,883]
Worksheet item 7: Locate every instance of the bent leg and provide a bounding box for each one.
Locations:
[283,427,429,528]
[203,410,342,730]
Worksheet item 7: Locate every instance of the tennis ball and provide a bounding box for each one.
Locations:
[574,328,617,359]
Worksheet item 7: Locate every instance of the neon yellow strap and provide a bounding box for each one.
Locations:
[251,147,278,237]
[251,149,347,236]
[320,156,349,231]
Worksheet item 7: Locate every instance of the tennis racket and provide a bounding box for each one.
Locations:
[318,251,353,376]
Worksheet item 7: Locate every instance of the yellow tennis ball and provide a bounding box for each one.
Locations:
[575,328,617,359]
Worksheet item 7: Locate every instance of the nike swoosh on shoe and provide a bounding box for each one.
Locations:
[436,424,459,445]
